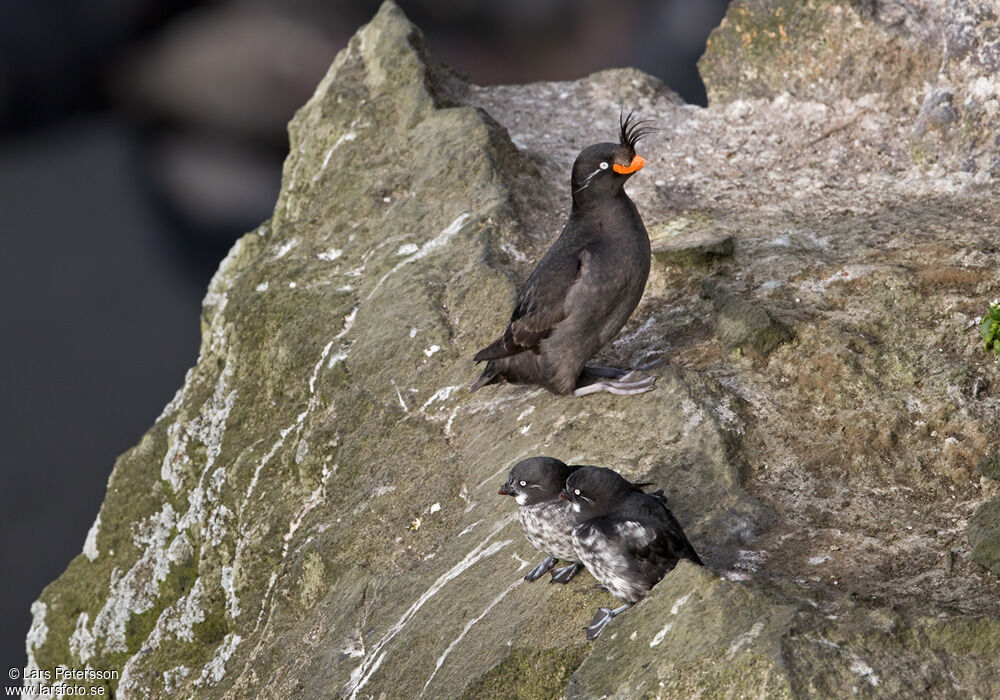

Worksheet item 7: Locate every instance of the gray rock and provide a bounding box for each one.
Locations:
[22,1,1000,698]
[976,450,1000,482]
[650,219,735,264]
[716,296,793,357]
[970,500,1000,576]
[570,562,1000,698]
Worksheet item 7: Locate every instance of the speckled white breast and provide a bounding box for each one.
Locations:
[573,523,650,603]
[518,500,578,561]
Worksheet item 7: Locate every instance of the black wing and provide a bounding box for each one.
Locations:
[474,247,590,361]
[643,494,703,566]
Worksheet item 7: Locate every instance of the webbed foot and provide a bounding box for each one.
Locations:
[573,370,655,397]
[549,562,583,584]
[585,604,632,640]
[524,555,558,582]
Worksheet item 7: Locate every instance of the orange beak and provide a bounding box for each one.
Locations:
[613,154,645,175]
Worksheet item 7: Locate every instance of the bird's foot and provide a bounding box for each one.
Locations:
[524,555,558,582]
[549,562,583,584]
[573,370,655,397]
[585,604,632,640]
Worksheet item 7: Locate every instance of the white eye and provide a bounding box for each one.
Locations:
[519,480,526,487]
[599,162,609,170]
[574,488,581,496]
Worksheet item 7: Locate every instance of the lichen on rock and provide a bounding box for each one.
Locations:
[22,0,1000,698]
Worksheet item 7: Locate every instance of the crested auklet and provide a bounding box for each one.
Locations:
[499,457,586,583]
[471,112,656,397]
[561,466,702,639]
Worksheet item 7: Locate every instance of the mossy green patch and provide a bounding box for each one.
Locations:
[461,645,589,700]
[980,300,1000,368]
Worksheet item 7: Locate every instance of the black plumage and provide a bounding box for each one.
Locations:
[498,457,585,583]
[472,113,656,397]
[561,466,702,639]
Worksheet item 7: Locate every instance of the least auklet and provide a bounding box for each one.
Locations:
[561,465,702,639]
[499,457,585,583]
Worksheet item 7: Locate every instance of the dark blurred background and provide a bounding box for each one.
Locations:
[0,0,731,682]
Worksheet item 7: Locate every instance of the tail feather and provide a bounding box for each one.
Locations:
[650,490,704,566]
[473,334,511,362]
[469,362,501,392]
[682,541,704,567]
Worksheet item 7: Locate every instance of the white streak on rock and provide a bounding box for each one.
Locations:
[255,572,279,633]
[346,516,514,699]
[157,368,194,422]
[162,355,237,494]
[420,385,461,411]
[649,622,672,647]
[337,306,359,340]
[69,613,95,664]
[314,132,357,181]
[83,513,101,561]
[423,344,441,357]
[613,316,656,347]
[92,504,178,653]
[253,467,334,633]
[328,349,349,368]
[397,243,419,255]
[162,666,191,695]
[802,635,880,687]
[393,383,409,412]
[283,467,332,545]
[221,565,240,619]
[850,659,880,687]
[138,577,206,651]
[22,600,49,698]
[241,411,307,515]
[318,248,343,261]
[671,593,692,615]
[367,213,471,300]
[499,241,528,262]
[458,520,483,537]
[161,422,191,493]
[195,632,242,687]
[650,589,696,646]
[726,621,764,657]
[444,407,461,437]
[310,341,336,394]
[421,579,522,694]
[275,239,297,258]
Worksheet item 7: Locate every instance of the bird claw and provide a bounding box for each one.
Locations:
[573,370,655,397]
[585,604,632,640]
[585,607,616,640]
[524,555,558,582]
[549,562,583,584]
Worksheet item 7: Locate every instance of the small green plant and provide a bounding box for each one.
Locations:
[981,300,1000,367]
